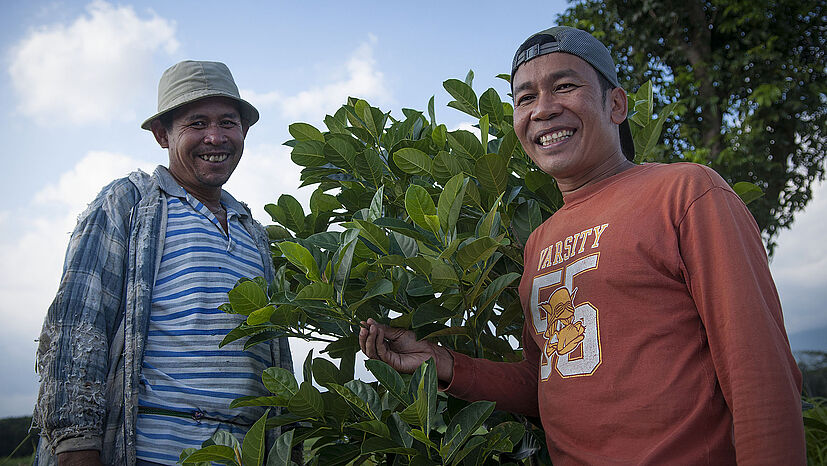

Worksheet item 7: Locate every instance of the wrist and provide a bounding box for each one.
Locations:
[433,345,455,383]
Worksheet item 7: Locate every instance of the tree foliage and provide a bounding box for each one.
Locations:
[180,74,674,465]
[558,0,826,252]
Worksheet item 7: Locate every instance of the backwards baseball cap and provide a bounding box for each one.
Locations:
[141,60,259,130]
[511,26,635,161]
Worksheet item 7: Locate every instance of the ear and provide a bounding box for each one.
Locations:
[608,87,628,125]
[241,121,250,138]
[150,119,170,149]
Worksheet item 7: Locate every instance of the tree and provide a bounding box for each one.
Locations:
[558,0,826,252]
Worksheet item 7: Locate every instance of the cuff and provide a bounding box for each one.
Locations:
[53,434,102,455]
[442,350,474,397]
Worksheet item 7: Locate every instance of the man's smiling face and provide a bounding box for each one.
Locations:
[512,53,626,191]
[160,96,248,196]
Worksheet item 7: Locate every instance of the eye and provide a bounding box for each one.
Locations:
[515,93,535,106]
[220,119,240,128]
[556,82,577,92]
[188,121,207,128]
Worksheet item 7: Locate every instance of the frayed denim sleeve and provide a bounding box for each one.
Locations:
[33,177,139,454]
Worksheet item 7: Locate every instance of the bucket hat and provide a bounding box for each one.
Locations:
[141,60,259,130]
[511,26,636,161]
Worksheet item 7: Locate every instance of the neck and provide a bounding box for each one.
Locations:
[558,152,634,197]
[169,172,223,212]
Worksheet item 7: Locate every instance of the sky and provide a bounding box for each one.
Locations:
[0,0,824,418]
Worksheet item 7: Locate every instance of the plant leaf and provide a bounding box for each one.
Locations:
[262,367,298,400]
[733,181,764,205]
[475,153,508,196]
[479,88,504,126]
[310,189,341,214]
[241,409,269,466]
[456,237,499,271]
[290,140,326,167]
[266,429,294,466]
[294,282,333,301]
[245,305,275,326]
[288,122,324,142]
[437,174,468,235]
[228,281,269,316]
[405,185,438,234]
[432,150,464,183]
[287,381,325,419]
[442,400,496,463]
[394,148,433,176]
[365,359,410,406]
[181,445,238,464]
[278,242,320,281]
[368,185,384,221]
[443,79,480,118]
[447,130,484,160]
[347,420,392,439]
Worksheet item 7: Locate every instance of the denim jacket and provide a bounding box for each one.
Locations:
[33,166,292,465]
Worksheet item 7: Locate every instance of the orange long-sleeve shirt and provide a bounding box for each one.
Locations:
[447,163,804,465]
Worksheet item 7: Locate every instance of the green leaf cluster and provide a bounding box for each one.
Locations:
[209,75,675,464]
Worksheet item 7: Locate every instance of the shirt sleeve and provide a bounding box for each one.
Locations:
[678,185,805,464]
[444,322,541,417]
[34,178,137,454]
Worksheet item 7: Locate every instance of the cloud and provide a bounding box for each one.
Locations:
[242,35,392,123]
[8,0,179,125]
[0,151,153,416]
[34,151,154,207]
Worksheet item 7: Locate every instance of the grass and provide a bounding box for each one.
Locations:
[0,453,34,465]
[805,397,827,465]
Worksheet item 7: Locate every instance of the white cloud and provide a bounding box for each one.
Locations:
[0,151,153,415]
[8,0,179,125]
[34,151,154,208]
[0,151,153,331]
[242,35,392,123]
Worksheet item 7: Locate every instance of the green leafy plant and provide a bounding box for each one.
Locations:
[180,74,755,465]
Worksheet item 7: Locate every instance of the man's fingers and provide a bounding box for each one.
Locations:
[358,323,369,355]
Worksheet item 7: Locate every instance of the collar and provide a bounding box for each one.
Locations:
[152,165,250,219]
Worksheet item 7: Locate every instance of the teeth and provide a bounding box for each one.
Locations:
[539,130,574,146]
[199,154,228,162]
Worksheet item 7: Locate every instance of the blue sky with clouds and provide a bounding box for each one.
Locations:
[1,1,824,418]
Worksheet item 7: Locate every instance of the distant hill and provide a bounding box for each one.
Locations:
[789,325,827,354]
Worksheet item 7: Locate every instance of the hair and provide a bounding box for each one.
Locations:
[594,69,615,108]
[159,112,173,131]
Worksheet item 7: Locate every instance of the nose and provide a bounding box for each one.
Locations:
[203,123,228,145]
[532,92,562,121]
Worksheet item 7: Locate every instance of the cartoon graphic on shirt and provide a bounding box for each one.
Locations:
[530,225,606,380]
[540,287,586,357]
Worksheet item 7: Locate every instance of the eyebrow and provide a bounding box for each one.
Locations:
[183,112,241,122]
[513,68,583,94]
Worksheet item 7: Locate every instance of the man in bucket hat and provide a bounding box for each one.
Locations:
[33,61,293,465]
[360,27,805,463]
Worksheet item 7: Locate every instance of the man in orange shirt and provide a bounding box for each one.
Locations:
[360,26,805,464]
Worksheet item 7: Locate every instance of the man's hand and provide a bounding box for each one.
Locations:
[58,450,103,466]
[359,318,454,383]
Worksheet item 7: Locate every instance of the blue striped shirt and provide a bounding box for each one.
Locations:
[135,193,271,464]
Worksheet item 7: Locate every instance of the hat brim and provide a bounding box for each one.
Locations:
[620,119,635,161]
[141,92,259,130]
